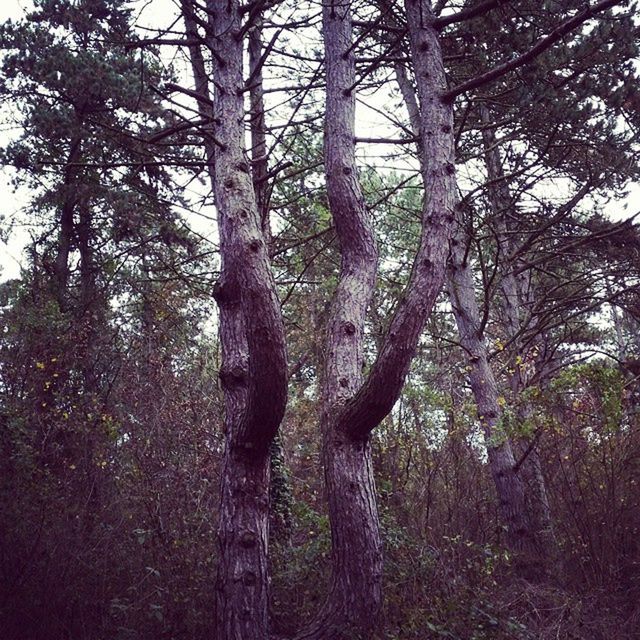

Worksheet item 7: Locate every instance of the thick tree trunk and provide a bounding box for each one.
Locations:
[216,448,271,640]
[302,4,382,636]
[182,1,289,637]
[298,435,382,640]
[299,2,457,636]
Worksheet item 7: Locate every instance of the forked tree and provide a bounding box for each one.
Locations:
[177,0,629,637]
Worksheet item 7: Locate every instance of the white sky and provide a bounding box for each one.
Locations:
[0,0,638,282]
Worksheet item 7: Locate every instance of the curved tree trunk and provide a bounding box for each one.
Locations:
[299,1,456,636]
[304,3,382,634]
[392,10,539,575]
[181,1,289,637]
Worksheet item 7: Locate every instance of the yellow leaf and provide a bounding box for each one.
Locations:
[36,362,45,370]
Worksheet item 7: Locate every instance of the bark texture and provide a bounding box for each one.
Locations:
[392,13,538,573]
[446,222,537,565]
[302,3,382,636]
[299,2,457,636]
[183,1,289,638]
[248,19,271,242]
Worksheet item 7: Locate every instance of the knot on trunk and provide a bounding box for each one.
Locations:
[212,280,228,303]
[219,365,246,388]
[239,530,258,548]
[212,279,239,306]
[242,571,257,586]
[344,321,356,335]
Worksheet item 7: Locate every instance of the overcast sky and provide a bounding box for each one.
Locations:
[1,0,638,283]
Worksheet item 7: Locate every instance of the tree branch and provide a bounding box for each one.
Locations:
[433,0,508,29]
[442,0,625,102]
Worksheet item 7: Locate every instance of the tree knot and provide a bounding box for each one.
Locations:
[344,321,356,335]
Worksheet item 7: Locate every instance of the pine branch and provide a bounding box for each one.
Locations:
[433,0,509,29]
[442,0,626,102]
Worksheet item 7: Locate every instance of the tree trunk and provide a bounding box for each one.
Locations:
[479,104,557,564]
[392,11,538,572]
[182,1,289,637]
[301,4,382,635]
[446,224,537,567]
[299,2,457,636]
[248,18,271,243]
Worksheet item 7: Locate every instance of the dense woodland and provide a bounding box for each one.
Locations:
[0,0,639,638]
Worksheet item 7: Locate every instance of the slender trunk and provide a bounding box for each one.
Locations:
[480,104,557,562]
[75,203,103,536]
[392,19,537,571]
[446,226,537,568]
[76,203,99,391]
[248,19,271,244]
